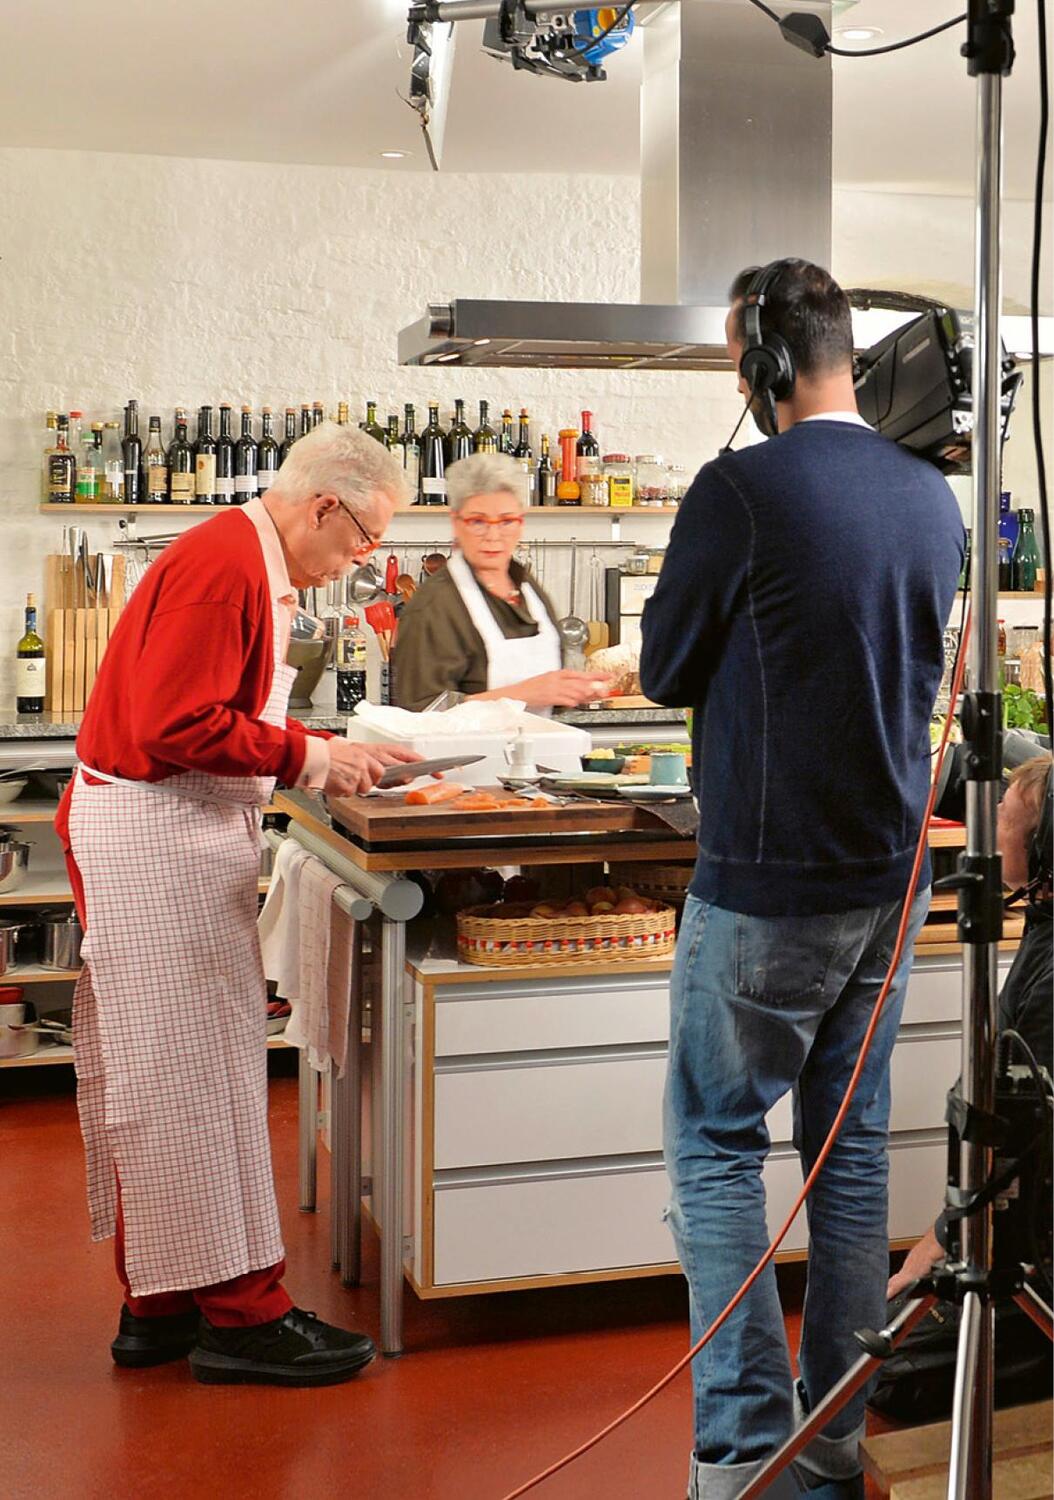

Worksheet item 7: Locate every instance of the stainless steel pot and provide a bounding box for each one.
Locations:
[0,922,26,977]
[0,999,38,1059]
[41,912,83,970]
[0,839,30,894]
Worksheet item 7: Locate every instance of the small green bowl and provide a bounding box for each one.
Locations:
[581,754,626,774]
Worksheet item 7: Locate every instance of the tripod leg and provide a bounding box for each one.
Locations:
[947,1290,993,1500]
[1014,1283,1054,1341]
[734,1295,937,1500]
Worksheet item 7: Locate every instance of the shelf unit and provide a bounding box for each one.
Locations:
[39,503,681,517]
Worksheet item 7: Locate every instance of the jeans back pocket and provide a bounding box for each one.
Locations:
[734,911,840,1006]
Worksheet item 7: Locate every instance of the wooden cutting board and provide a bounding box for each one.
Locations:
[321,789,675,846]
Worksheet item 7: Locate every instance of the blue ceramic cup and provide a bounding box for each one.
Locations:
[649,751,688,787]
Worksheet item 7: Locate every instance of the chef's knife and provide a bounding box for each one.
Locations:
[375,754,486,789]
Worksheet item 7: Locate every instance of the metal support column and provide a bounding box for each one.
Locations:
[297,1050,318,1212]
[378,916,408,1356]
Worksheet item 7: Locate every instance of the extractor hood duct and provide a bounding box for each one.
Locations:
[399,2,832,371]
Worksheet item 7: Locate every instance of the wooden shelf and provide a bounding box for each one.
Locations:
[0,799,60,824]
[1,965,81,984]
[0,1031,292,1070]
[38,504,220,514]
[956,590,1046,600]
[0,872,75,907]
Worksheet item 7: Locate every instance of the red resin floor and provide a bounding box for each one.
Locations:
[1,1064,896,1499]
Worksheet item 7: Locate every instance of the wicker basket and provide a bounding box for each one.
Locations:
[456,900,677,967]
[609,862,695,908]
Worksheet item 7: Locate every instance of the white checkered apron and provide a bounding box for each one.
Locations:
[68,606,298,1296]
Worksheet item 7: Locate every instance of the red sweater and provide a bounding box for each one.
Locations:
[72,510,325,787]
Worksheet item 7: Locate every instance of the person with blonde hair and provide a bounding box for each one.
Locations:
[56,421,421,1385]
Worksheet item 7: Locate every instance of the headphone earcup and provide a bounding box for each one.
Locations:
[740,343,781,395]
[764,332,796,401]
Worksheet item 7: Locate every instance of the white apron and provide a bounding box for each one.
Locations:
[446,549,561,711]
[68,604,295,1296]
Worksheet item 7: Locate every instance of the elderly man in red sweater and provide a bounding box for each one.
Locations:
[57,421,420,1387]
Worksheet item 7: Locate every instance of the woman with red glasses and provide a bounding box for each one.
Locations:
[393,453,609,713]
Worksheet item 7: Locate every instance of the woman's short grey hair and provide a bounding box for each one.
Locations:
[270,420,411,511]
[446,452,526,512]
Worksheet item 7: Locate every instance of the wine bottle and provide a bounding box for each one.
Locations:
[46,414,77,505]
[16,593,45,714]
[473,399,498,454]
[168,409,195,504]
[445,399,473,465]
[535,434,556,507]
[312,400,325,429]
[234,406,258,505]
[1012,508,1040,591]
[401,404,420,494]
[513,409,533,506]
[280,408,298,462]
[419,401,447,506]
[101,420,124,503]
[214,403,235,505]
[386,413,400,450]
[41,412,57,503]
[499,409,514,455]
[576,410,600,476]
[336,615,368,712]
[143,415,168,504]
[257,407,280,494]
[122,400,142,504]
[194,405,218,504]
[362,400,386,444]
[336,401,349,426]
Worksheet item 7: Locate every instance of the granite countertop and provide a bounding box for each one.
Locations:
[554,707,686,726]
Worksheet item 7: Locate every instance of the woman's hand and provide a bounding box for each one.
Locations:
[501,670,614,709]
[324,741,423,797]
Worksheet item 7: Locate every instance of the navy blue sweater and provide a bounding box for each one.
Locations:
[639,419,964,917]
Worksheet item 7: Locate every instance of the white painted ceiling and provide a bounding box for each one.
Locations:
[0,0,1047,198]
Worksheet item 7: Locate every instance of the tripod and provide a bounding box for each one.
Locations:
[737,3,1053,1497]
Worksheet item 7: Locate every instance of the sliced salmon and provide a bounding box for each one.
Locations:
[405,782,466,805]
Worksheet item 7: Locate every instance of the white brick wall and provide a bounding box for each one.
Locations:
[0,148,1047,703]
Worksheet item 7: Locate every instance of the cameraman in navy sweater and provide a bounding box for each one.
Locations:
[640,260,964,1500]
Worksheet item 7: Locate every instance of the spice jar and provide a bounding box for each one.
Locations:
[603,454,634,508]
[578,471,609,507]
[634,455,667,507]
[666,464,688,507]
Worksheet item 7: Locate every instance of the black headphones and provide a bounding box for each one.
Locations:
[739,260,798,438]
[1027,762,1053,893]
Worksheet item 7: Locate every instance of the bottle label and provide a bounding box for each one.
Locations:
[422,476,447,499]
[235,474,255,494]
[170,470,195,503]
[17,659,45,695]
[147,467,167,499]
[76,469,97,502]
[48,456,75,501]
[195,454,216,495]
[256,467,277,492]
[215,476,235,501]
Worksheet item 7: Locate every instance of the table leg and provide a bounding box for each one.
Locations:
[379,916,407,1356]
[339,925,363,1287]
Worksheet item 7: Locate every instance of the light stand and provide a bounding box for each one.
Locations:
[736,5,1054,1498]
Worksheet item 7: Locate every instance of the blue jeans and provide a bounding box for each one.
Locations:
[664,891,930,1500]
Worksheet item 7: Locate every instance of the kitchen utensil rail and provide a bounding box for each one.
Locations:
[262,828,373,923]
[263,823,424,923]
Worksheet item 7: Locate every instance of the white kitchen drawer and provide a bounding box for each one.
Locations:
[433,976,670,1058]
[889,1031,962,1132]
[434,1051,666,1168]
[889,1136,947,1240]
[901,956,1013,1028]
[435,1051,796,1170]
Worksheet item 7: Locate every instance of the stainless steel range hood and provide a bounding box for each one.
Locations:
[399,2,833,372]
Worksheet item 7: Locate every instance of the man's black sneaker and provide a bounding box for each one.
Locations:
[188,1307,376,1387]
[111,1305,201,1369]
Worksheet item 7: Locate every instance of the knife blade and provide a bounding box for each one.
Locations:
[374,753,486,789]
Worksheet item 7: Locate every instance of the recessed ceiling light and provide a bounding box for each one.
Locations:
[380,150,409,159]
[836,25,883,40]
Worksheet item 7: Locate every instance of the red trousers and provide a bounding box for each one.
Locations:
[115,1183,293,1326]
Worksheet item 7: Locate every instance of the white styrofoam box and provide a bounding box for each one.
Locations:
[345,708,590,785]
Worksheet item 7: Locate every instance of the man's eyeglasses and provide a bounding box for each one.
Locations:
[456,513,524,537]
[323,494,382,552]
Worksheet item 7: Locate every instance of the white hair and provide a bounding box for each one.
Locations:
[446,452,525,512]
[269,420,410,511]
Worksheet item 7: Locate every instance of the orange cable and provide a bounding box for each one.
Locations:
[500,613,972,1500]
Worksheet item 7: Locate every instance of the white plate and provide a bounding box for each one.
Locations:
[617,784,693,801]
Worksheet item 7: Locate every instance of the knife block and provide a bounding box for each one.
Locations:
[44,554,126,715]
